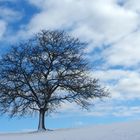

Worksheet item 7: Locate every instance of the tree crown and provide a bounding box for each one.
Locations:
[0,30,108,117]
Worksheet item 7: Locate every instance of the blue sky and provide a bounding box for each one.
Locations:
[0,0,140,132]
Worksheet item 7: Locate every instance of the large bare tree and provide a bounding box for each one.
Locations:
[0,30,108,131]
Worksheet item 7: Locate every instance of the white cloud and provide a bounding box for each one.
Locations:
[104,30,140,67]
[16,0,138,46]
[0,3,23,42]
[12,0,139,77]
[90,104,140,117]
[90,69,140,100]
[0,7,22,22]
[52,99,140,118]
[124,0,140,13]
[0,20,7,39]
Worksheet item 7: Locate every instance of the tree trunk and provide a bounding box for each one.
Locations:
[38,109,46,131]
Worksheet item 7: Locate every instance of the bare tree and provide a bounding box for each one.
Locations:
[0,30,108,131]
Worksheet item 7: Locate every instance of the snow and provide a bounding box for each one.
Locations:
[1,121,140,140]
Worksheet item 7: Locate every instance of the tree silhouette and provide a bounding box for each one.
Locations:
[0,30,108,131]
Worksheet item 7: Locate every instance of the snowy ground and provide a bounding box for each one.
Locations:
[1,121,140,140]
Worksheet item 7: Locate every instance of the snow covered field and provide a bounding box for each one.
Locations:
[1,121,140,140]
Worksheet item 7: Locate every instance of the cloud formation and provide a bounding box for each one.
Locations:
[1,0,140,118]
[23,0,139,45]
[0,20,7,39]
[0,7,22,22]
[0,1,23,41]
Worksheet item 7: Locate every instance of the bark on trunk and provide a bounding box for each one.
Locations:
[38,109,46,131]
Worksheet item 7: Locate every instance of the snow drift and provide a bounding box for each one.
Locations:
[0,120,140,140]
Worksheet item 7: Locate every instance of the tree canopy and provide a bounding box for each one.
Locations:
[0,30,108,131]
